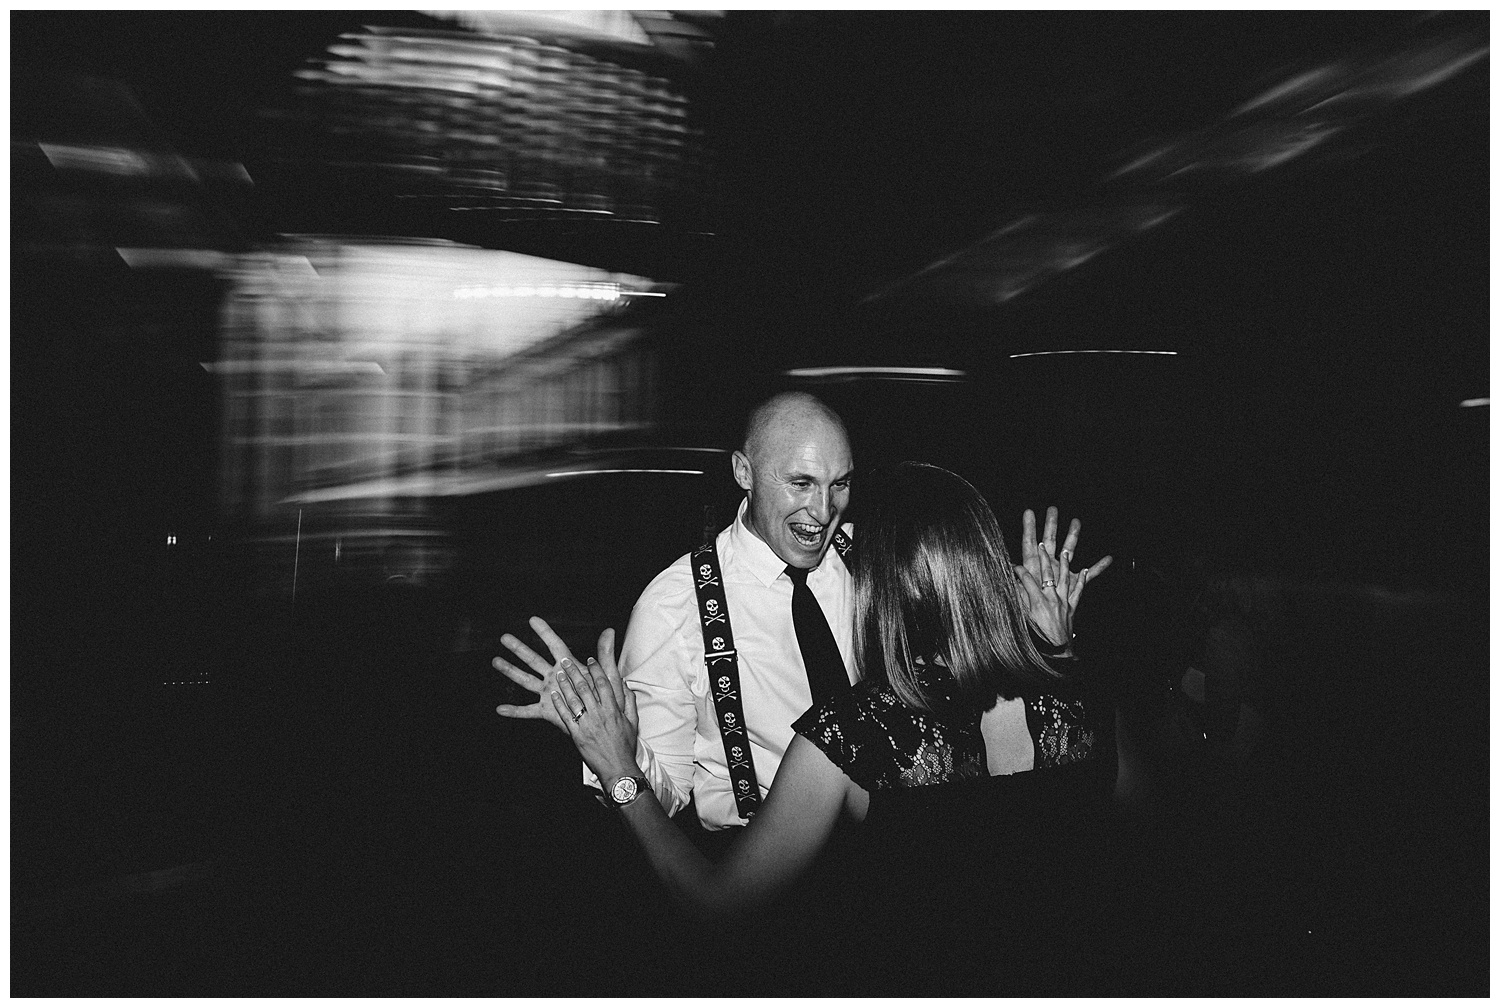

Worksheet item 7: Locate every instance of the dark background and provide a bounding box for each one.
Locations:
[11,10,1489,996]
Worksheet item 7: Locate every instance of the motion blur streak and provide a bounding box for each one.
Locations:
[545,469,703,478]
[274,17,706,222]
[784,366,967,380]
[209,236,661,580]
[1008,350,1178,358]
[866,18,1485,311]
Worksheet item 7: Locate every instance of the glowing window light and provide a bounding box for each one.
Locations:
[1007,350,1179,358]
[1459,398,1488,408]
[545,469,704,478]
[167,535,177,545]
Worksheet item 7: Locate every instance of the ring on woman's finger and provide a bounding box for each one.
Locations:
[571,705,586,722]
[1042,579,1056,588]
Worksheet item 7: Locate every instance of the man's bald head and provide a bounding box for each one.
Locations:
[733,392,854,568]
[741,392,850,467]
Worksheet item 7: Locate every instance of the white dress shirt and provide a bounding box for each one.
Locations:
[585,497,855,828]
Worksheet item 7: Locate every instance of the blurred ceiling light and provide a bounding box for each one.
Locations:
[1008,350,1178,358]
[1459,398,1488,407]
[545,469,704,478]
[785,366,967,380]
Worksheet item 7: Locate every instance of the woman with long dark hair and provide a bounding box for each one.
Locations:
[497,462,1113,931]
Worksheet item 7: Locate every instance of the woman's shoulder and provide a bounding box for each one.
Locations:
[793,680,902,739]
[795,680,985,792]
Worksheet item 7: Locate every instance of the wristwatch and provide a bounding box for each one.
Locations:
[601,775,650,809]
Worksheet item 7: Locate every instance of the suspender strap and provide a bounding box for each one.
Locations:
[690,540,761,820]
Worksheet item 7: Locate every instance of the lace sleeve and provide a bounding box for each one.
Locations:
[792,691,886,793]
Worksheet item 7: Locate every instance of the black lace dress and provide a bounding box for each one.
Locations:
[788,668,1119,995]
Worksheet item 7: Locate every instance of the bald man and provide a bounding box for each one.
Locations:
[587,391,857,834]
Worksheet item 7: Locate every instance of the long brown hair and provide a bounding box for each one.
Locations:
[851,462,1059,716]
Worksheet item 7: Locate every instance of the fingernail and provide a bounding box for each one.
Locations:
[586,658,597,666]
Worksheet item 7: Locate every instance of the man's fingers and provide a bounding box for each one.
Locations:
[495,702,544,719]
[545,688,575,733]
[623,681,639,727]
[492,656,545,694]
[595,627,617,673]
[1020,509,1037,565]
[552,674,585,724]
[499,633,555,678]
[1042,506,1059,549]
[562,656,600,706]
[1086,555,1113,581]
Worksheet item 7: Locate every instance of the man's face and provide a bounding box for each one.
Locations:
[732,422,853,569]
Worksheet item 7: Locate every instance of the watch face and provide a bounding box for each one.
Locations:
[611,777,640,805]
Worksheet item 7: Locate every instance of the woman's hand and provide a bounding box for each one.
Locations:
[494,618,641,783]
[1016,506,1112,648]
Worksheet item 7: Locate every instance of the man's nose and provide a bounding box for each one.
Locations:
[807,486,834,524]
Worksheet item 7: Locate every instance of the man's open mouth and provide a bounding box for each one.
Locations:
[789,522,825,549]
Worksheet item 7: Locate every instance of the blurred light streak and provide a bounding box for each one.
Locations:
[117,248,234,270]
[1459,398,1488,408]
[545,469,703,478]
[38,142,251,184]
[1234,66,1341,116]
[785,366,967,380]
[200,361,386,375]
[1007,350,1178,358]
[876,19,1482,312]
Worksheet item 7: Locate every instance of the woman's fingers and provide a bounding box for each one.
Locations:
[1019,509,1038,573]
[1041,506,1059,551]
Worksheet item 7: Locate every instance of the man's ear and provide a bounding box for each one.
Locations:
[731,450,753,492]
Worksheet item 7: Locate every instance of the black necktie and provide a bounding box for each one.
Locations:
[785,565,848,705]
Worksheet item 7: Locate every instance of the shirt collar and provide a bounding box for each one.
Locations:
[727,497,848,588]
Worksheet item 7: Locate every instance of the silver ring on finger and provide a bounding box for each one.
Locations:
[1042,579,1057,588]
[571,705,586,722]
